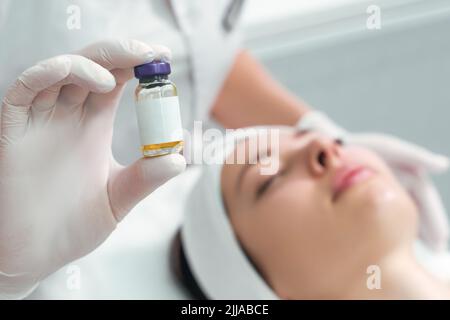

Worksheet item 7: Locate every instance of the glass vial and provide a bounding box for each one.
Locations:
[134,61,183,157]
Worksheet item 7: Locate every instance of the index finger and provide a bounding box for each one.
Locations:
[77,39,172,71]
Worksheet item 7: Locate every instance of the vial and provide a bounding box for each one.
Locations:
[134,61,183,157]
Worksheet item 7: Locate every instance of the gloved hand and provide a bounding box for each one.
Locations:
[297,111,449,252]
[0,39,186,299]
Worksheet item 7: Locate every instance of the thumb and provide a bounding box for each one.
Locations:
[108,153,186,222]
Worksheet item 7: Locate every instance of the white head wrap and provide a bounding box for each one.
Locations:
[181,126,292,300]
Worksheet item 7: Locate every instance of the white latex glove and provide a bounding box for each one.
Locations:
[0,39,186,299]
[297,111,449,252]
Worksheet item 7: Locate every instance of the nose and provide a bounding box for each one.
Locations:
[306,135,343,177]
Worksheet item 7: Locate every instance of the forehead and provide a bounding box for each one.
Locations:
[224,129,294,164]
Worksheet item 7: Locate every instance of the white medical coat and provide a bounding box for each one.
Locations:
[0,0,243,299]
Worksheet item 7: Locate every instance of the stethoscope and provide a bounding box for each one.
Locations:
[167,0,245,34]
[222,0,245,32]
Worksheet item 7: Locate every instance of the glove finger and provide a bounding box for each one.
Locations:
[1,55,115,141]
[78,67,147,125]
[3,56,71,109]
[51,84,90,122]
[110,68,134,85]
[349,133,449,174]
[30,84,61,126]
[1,56,70,141]
[81,82,128,128]
[77,39,171,71]
[108,153,186,222]
[31,55,117,128]
[398,171,449,252]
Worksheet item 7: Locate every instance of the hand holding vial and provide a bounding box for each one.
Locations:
[0,39,185,299]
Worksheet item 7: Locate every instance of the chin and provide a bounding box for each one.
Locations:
[342,175,416,219]
[344,175,418,246]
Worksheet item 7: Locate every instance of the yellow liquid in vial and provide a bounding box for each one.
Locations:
[141,140,183,157]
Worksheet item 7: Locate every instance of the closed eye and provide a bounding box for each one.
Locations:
[256,168,287,199]
[248,130,311,200]
[256,174,277,198]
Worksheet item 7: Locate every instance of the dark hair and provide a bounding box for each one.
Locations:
[170,229,268,300]
[170,231,208,299]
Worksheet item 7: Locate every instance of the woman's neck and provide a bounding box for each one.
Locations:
[344,249,450,300]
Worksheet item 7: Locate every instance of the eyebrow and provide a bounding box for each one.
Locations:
[235,130,310,194]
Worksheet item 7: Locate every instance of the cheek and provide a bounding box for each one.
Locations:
[334,174,418,252]
[270,179,326,218]
[243,180,333,250]
[341,147,415,216]
[336,174,413,216]
[236,182,348,288]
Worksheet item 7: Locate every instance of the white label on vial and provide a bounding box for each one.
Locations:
[135,96,183,146]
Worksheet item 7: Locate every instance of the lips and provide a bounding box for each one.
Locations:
[332,165,374,201]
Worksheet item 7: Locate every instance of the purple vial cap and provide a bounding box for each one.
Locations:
[134,61,171,79]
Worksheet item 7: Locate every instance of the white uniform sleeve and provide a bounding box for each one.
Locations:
[170,0,245,122]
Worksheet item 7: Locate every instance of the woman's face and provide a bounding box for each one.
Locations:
[221,130,418,299]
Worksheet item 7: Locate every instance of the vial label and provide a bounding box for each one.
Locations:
[135,96,183,146]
